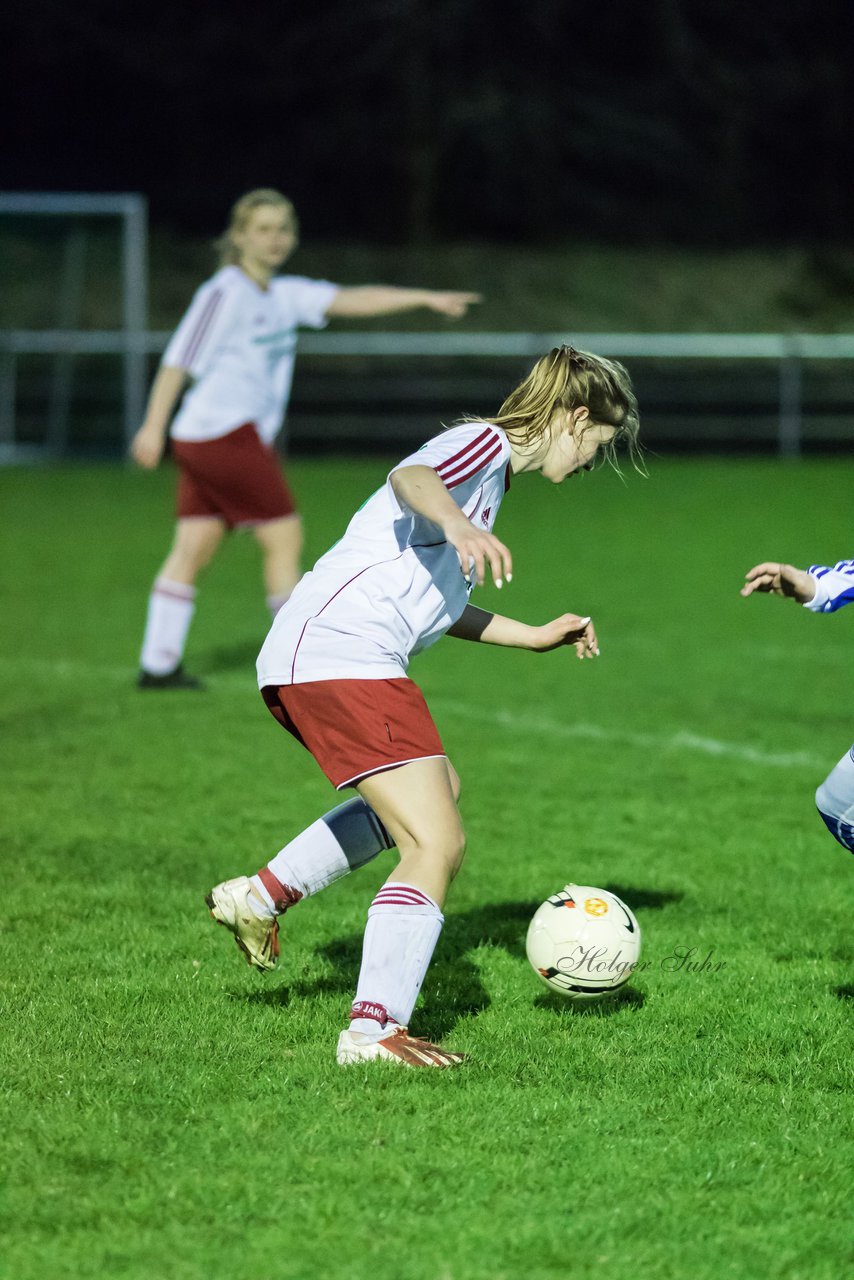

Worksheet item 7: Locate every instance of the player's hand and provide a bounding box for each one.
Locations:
[444,515,513,588]
[528,613,599,659]
[130,424,165,469]
[740,562,815,603]
[427,291,483,319]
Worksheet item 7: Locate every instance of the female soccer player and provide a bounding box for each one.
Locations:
[207,344,641,1067]
[742,558,854,854]
[131,188,481,688]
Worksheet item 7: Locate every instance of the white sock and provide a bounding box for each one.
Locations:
[267,592,290,618]
[139,578,195,675]
[816,745,854,853]
[349,883,444,1036]
[248,798,394,916]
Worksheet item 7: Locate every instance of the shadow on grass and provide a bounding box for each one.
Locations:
[603,885,684,911]
[238,985,292,1008]
[198,638,264,674]
[533,985,645,1017]
[233,885,673,1038]
[833,984,854,1002]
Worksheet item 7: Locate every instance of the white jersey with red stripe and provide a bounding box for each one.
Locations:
[256,422,512,685]
[163,265,338,444]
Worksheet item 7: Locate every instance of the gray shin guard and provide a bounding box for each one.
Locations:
[324,798,395,870]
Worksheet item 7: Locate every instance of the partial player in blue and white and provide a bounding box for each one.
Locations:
[804,559,854,614]
[741,558,854,854]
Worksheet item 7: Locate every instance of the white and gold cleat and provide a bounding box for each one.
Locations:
[205,876,280,972]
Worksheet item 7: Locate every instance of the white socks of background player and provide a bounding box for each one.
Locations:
[249,798,394,912]
[816,745,854,854]
[139,578,196,675]
[349,884,444,1037]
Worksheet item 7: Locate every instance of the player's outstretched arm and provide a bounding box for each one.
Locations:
[326,287,482,320]
[130,365,190,469]
[391,464,512,587]
[740,562,815,603]
[447,606,598,659]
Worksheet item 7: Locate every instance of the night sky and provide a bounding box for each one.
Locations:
[5,0,854,244]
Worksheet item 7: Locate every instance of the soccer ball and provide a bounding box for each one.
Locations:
[526,884,641,1000]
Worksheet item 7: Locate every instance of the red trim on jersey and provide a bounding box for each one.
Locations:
[435,426,494,478]
[436,429,500,485]
[438,432,498,478]
[504,461,511,492]
[440,440,502,490]
[178,288,224,368]
[288,550,410,683]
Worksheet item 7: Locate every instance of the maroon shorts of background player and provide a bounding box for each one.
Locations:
[172,422,296,528]
[261,677,446,790]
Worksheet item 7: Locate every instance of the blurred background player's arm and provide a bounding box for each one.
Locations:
[741,559,854,612]
[326,287,481,319]
[130,365,190,469]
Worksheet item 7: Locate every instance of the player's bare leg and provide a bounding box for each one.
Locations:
[357,757,464,907]
[254,514,303,615]
[139,517,225,688]
[160,516,226,585]
[336,757,467,1067]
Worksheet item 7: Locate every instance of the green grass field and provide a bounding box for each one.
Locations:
[1,454,851,1280]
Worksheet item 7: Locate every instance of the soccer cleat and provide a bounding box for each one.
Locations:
[138,664,205,690]
[205,876,280,971]
[336,1025,466,1068]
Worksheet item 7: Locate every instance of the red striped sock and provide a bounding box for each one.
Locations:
[350,882,444,1031]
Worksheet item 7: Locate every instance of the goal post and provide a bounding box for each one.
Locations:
[0,192,147,459]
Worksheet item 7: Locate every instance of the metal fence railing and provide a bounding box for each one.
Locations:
[0,329,851,461]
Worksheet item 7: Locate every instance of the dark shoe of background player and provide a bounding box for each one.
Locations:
[137,665,206,690]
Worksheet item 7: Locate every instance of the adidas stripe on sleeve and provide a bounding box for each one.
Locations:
[433,425,505,490]
[389,422,510,517]
[805,560,854,613]
[162,280,235,379]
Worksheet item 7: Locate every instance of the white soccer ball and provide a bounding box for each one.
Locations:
[526,884,641,1000]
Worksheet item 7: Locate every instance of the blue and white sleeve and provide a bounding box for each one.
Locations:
[805,560,854,613]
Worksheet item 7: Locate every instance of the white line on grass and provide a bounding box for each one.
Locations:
[0,655,827,771]
[430,699,827,771]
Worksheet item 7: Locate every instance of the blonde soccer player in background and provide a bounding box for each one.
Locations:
[742,559,854,856]
[206,345,642,1068]
[131,188,481,688]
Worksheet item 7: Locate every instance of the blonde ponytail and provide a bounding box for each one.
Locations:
[483,345,642,471]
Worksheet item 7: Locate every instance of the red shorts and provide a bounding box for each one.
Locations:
[261,678,446,790]
[172,422,296,529]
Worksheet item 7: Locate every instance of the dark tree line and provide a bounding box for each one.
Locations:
[4,0,854,243]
